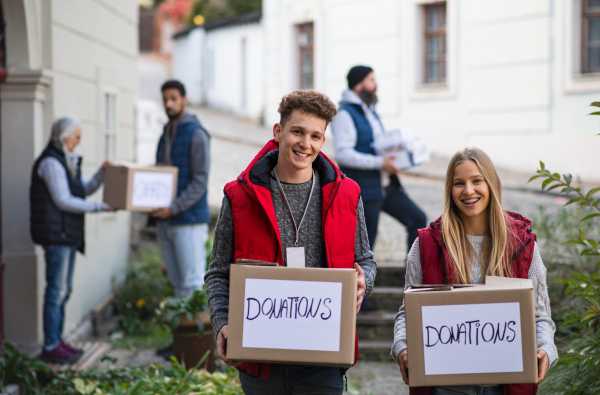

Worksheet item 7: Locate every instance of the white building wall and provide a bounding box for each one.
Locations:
[263,0,600,182]
[173,28,204,106]
[205,23,264,120]
[1,0,138,345]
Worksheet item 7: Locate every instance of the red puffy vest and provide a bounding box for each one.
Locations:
[409,212,538,395]
[223,140,362,380]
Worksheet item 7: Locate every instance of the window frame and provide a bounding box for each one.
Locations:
[581,0,600,74]
[422,2,447,84]
[296,22,314,90]
[102,90,117,161]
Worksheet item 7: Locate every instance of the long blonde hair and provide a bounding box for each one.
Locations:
[441,147,512,284]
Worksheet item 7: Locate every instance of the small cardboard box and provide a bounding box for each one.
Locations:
[103,163,178,211]
[405,276,537,387]
[227,264,357,367]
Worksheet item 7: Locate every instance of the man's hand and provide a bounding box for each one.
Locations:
[354,262,366,314]
[382,156,401,174]
[537,349,549,384]
[398,349,409,385]
[217,325,242,367]
[100,160,114,171]
[150,207,172,220]
[106,206,116,212]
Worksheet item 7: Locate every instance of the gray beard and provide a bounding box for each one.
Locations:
[358,88,378,106]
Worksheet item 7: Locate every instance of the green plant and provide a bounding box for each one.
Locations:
[113,246,173,335]
[156,288,209,334]
[530,102,600,394]
[531,205,600,342]
[0,341,50,393]
[43,352,243,395]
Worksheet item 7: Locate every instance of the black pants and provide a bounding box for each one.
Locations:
[362,177,427,255]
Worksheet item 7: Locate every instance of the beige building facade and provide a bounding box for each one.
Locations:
[1,0,138,346]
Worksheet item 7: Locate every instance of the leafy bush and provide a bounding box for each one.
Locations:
[156,288,209,334]
[530,102,600,394]
[0,341,50,394]
[532,205,600,343]
[44,355,243,395]
[112,246,173,335]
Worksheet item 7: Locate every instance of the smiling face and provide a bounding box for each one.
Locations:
[273,109,326,182]
[451,160,490,221]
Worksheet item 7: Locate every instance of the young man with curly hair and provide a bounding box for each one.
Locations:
[205,90,377,394]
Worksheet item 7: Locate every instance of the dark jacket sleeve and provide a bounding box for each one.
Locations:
[204,194,235,335]
[355,197,377,297]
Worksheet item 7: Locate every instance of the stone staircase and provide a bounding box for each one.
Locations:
[357,262,405,361]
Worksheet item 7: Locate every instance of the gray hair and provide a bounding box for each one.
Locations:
[49,117,80,145]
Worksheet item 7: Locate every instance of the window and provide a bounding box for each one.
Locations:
[582,0,600,73]
[423,3,446,84]
[297,23,314,89]
[103,92,117,160]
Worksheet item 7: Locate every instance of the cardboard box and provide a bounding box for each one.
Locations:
[227,264,357,367]
[373,128,430,170]
[405,276,537,386]
[103,163,178,211]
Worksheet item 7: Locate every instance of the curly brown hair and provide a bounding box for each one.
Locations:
[278,90,338,126]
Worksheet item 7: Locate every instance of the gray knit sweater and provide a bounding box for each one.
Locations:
[391,235,558,370]
[205,172,377,337]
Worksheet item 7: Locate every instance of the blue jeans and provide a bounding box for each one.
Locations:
[239,365,344,395]
[432,385,503,395]
[43,245,77,349]
[157,222,207,297]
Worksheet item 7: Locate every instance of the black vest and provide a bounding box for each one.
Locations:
[30,143,86,253]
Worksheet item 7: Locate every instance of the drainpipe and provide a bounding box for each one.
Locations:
[0,262,4,340]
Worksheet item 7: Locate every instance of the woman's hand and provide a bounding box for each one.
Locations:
[537,349,549,384]
[217,325,242,367]
[354,262,366,314]
[106,205,116,212]
[398,349,409,385]
[101,160,114,171]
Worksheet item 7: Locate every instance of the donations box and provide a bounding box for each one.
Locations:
[103,163,178,211]
[227,264,357,367]
[405,276,538,387]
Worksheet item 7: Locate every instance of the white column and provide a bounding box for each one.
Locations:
[1,69,52,345]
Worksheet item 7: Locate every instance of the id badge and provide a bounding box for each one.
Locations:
[286,246,306,268]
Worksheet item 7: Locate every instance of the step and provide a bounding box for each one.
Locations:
[47,341,112,373]
[356,312,396,341]
[374,263,406,287]
[358,340,395,362]
[368,287,404,312]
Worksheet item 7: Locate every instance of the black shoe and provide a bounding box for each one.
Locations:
[359,298,383,315]
[156,343,174,358]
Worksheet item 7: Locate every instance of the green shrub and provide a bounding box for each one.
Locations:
[532,205,600,344]
[44,356,243,395]
[0,341,50,394]
[112,246,173,335]
[529,101,600,394]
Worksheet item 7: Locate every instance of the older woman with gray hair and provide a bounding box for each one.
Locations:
[29,117,114,363]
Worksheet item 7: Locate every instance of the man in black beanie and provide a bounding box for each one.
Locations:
[331,66,426,314]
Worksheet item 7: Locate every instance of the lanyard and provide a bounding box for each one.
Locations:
[273,167,316,247]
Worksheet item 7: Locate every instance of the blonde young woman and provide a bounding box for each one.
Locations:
[391,147,557,395]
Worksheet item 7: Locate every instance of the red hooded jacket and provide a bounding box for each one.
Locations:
[410,212,538,395]
[223,140,362,380]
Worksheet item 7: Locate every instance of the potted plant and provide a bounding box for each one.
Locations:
[156,288,215,372]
